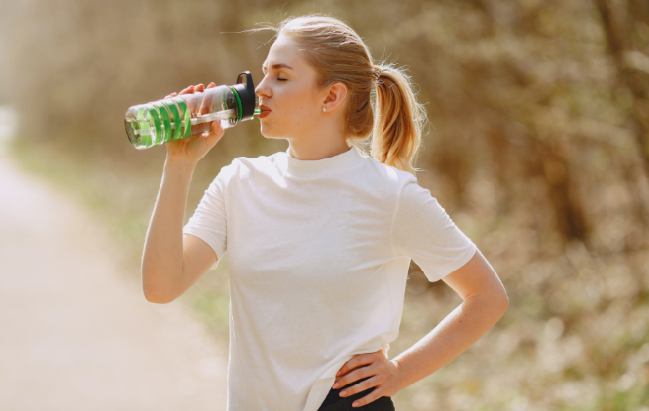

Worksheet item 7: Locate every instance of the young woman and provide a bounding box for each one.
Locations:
[142,14,509,411]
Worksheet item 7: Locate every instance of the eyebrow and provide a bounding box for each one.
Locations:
[262,63,294,73]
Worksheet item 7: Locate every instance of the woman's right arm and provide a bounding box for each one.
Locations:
[141,82,225,303]
[142,158,199,303]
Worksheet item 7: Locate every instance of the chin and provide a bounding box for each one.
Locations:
[259,124,287,140]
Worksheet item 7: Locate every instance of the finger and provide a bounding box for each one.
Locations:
[334,366,367,387]
[190,83,208,115]
[336,354,375,378]
[334,367,375,390]
[350,388,385,408]
[198,82,217,115]
[340,374,380,397]
[180,85,201,116]
[198,84,211,115]
[179,85,195,95]
[209,119,223,136]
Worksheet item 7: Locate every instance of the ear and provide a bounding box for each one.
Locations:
[321,82,348,112]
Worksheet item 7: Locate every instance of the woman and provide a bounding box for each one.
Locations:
[141,14,509,411]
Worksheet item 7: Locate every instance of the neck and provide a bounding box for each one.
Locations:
[286,119,349,160]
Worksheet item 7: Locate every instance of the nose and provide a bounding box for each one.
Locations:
[255,74,271,99]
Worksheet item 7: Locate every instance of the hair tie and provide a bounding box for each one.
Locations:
[373,65,383,81]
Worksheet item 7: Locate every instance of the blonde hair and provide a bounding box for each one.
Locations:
[249,14,427,174]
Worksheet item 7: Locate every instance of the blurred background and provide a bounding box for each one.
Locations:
[1,0,648,410]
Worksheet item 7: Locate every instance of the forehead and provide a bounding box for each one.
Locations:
[263,34,303,68]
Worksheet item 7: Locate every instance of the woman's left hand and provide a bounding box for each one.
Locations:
[332,348,404,408]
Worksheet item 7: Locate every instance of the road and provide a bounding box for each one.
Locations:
[0,106,228,411]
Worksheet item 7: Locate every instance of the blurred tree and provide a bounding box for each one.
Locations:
[3,0,648,252]
[595,0,649,178]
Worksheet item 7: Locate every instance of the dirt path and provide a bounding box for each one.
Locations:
[0,113,228,410]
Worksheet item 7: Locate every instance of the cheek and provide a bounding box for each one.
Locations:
[281,84,319,121]
[291,102,315,121]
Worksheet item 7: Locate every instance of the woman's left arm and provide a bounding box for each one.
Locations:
[391,247,508,387]
[334,248,509,407]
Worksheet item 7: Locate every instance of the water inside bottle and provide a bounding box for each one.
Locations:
[126,97,263,149]
[127,103,238,142]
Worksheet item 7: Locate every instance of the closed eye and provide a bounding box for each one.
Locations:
[261,71,287,81]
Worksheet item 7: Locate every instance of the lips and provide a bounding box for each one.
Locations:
[259,104,272,119]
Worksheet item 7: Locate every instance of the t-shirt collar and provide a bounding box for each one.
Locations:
[282,145,363,176]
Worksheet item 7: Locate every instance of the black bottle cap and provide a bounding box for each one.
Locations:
[232,71,257,121]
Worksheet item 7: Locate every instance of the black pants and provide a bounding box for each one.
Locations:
[317,376,395,411]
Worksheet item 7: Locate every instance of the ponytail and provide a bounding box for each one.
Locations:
[370,63,427,175]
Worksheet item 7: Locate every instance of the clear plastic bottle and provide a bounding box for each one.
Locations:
[124,71,260,150]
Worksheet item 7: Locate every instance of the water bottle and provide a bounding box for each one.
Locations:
[124,71,260,150]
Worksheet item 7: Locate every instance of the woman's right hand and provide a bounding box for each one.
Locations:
[163,82,225,164]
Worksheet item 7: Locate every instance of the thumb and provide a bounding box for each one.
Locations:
[202,121,223,143]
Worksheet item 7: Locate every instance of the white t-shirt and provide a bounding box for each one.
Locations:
[182,145,477,411]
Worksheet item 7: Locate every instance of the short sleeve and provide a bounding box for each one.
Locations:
[392,174,477,282]
[182,161,236,259]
